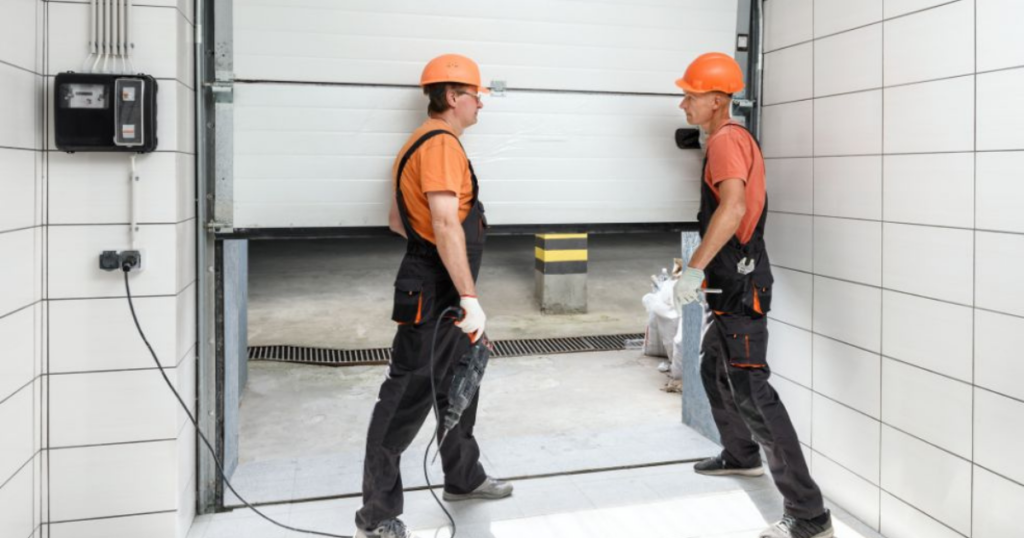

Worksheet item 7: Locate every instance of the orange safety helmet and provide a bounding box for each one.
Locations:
[675,52,745,95]
[420,54,490,93]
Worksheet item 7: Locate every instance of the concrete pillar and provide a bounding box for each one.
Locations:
[679,231,721,444]
[534,233,588,314]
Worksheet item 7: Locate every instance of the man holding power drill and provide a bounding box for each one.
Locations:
[355,54,512,538]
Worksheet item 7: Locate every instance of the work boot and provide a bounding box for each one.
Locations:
[693,454,764,477]
[760,510,834,538]
[354,518,413,538]
[442,476,513,502]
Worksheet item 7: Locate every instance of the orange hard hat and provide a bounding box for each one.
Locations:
[675,52,745,95]
[420,54,490,93]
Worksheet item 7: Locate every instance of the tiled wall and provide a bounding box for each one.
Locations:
[761,1,1024,537]
[0,1,197,537]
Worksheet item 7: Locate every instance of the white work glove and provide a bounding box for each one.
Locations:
[456,296,486,342]
[672,267,706,310]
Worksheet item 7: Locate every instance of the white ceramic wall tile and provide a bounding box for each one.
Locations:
[813,156,883,220]
[814,0,884,37]
[973,466,1024,538]
[0,386,34,487]
[0,462,34,538]
[975,310,1024,402]
[977,151,1024,233]
[176,219,196,292]
[0,229,37,317]
[883,1,974,87]
[974,388,1024,485]
[812,394,881,483]
[47,2,191,84]
[773,376,813,448]
[764,158,813,214]
[174,351,196,432]
[764,43,813,106]
[0,0,37,73]
[176,154,196,223]
[884,153,974,228]
[0,148,37,233]
[49,296,178,373]
[978,0,1024,72]
[0,306,36,403]
[881,426,972,536]
[882,223,974,305]
[814,90,883,156]
[766,212,812,272]
[814,277,882,352]
[813,335,881,418]
[976,231,1024,317]
[814,25,883,97]
[769,267,814,330]
[47,224,179,299]
[883,291,973,382]
[767,319,813,388]
[176,285,197,365]
[885,0,962,19]
[765,0,813,52]
[882,359,973,459]
[48,152,181,225]
[50,513,177,538]
[50,441,177,522]
[0,64,41,150]
[813,217,883,286]
[880,492,963,538]
[812,451,881,529]
[977,68,1024,151]
[761,101,814,158]
[884,76,975,154]
[50,370,179,448]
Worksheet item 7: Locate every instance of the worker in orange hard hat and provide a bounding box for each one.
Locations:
[673,53,834,538]
[355,54,511,538]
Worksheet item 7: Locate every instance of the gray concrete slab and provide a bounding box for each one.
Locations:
[228,349,718,506]
[247,233,681,349]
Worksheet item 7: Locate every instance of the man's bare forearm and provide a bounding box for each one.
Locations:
[689,205,744,270]
[434,221,476,296]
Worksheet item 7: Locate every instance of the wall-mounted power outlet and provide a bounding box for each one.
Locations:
[98,250,145,273]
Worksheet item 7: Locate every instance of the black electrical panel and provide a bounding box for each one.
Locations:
[54,72,158,153]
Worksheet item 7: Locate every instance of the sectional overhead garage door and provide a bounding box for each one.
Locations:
[231,0,738,229]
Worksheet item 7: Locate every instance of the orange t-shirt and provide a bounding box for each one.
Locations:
[703,121,767,245]
[392,119,474,244]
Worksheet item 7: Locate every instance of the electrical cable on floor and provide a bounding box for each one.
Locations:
[122,269,354,538]
[425,307,462,538]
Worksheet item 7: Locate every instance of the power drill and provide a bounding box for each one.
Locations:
[434,307,493,453]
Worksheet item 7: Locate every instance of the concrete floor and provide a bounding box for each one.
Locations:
[229,350,715,506]
[247,233,681,349]
[192,463,885,538]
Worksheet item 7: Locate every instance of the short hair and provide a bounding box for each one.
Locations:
[424,83,468,114]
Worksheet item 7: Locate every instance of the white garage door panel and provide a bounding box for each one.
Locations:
[234,0,737,94]
[234,84,703,228]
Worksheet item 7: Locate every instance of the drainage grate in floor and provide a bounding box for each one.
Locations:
[248,333,644,366]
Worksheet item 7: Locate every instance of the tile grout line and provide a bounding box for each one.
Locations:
[971,1,978,534]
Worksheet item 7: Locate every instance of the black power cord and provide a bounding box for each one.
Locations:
[425,307,463,538]
[122,270,353,538]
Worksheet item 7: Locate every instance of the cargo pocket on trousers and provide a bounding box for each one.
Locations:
[720,316,768,369]
[392,279,428,325]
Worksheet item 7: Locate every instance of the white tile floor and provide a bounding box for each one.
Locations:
[188,463,885,538]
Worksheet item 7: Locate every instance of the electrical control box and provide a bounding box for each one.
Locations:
[54,72,158,153]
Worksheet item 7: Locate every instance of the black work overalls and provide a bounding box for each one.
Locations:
[698,123,825,520]
[356,130,489,530]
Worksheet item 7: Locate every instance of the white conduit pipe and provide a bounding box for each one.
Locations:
[114,0,121,73]
[126,0,135,73]
[102,0,110,72]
